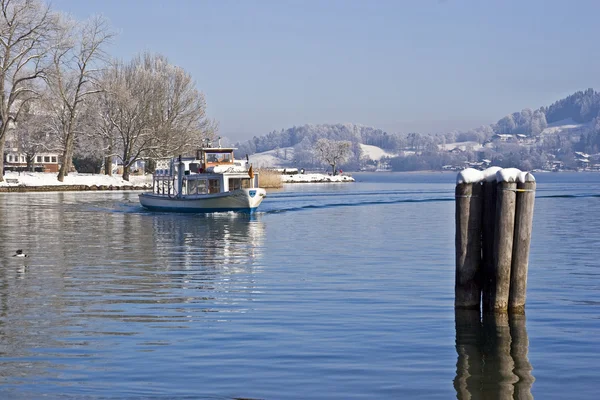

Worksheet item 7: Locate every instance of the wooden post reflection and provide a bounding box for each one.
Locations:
[482,312,517,399]
[510,313,535,400]
[454,309,483,400]
[454,311,534,400]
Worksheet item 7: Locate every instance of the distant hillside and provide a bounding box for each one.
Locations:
[235,123,401,156]
[492,88,600,137]
[249,143,396,169]
[233,88,600,172]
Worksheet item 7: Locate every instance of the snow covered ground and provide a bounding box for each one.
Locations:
[0,170,354,189]
[359,144,396,160]
[248,143,394,169]
[438,141,483,151]
[0,171,152,188]
[249,147,296,169]
[281,173,355,183]
[541,118,591,135]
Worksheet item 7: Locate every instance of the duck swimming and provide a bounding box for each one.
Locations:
[13,249,27,258]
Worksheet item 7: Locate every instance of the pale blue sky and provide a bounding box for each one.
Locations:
[53,0,600,141]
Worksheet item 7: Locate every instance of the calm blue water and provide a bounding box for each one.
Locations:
[0,172,599,399]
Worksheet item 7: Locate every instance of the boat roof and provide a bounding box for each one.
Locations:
[199,147,237,152]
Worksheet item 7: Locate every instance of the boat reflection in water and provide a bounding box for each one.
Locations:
[147,212,266,280]
[454,310,535,399]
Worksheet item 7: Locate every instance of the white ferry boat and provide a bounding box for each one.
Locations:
[139,146,266,213]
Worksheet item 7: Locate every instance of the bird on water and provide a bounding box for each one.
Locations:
[13,249,27,258]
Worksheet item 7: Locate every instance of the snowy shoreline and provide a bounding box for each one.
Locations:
[0,172,152,192]
[281,173,355,183]
[0,171,354,193]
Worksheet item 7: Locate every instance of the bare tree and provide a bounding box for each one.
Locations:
[45,14,113,182]
[14,103,51,170]
[0,0,57,181]
[71,99,105,173]
[314,138,352,175]
[141,53,216,159]
[100,53,216,181]
[92,81,119,175]
[100,57,156,181]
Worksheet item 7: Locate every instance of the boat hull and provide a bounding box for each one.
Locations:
[139,188,266,213]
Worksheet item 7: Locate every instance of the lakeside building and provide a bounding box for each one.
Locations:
[3,151,61,172]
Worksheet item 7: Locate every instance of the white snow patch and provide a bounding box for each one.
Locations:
[456,168,484,184]
[282,173,355,183]
[541,118,591,135]
[496,168,522,183]
[359,144,396,161]
[439,141,483,151]
[482,166,502,182]
[0,171,151,188]
[518,171,536,183]
[249,147,296,168]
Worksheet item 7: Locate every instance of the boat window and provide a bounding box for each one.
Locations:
[205,152,232,163]
[208,179,220,194]
[229,178,252,191]
[187,179,196,194]
[229,178,241,191]
[188,179,207,194]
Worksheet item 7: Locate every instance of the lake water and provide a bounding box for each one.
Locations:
[0,172,599,399]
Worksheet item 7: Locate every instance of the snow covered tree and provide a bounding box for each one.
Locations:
[99,53,214,181]
[313,138,352,175]
[13,104,51,170]
[495,114,517,134]
[90,78,119,175]
[0,0,58,181]
[292,136,313,166]
[99,58,154,181]
[530,109,547,136]
[46,14,114,182]
[140,53,216,159]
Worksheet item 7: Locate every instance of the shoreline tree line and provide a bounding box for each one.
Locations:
[0,0,215,183]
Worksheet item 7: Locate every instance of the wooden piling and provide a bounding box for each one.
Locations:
[455,182,483,309]
[488,181,517,312]
[481,180,497,312]
[509,180,536,313]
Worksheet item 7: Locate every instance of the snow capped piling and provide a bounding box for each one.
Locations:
[481,167,502,310]
[491,176,518,312]
[455,167,536,313]
[454,171,484,309]
[509,174,536,313]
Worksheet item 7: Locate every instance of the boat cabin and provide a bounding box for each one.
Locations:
[197,148,234,169]
[151,147,258,197]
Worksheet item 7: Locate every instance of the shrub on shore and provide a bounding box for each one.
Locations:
[258,168,282,188]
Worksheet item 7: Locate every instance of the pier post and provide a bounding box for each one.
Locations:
[509,178,536,313]
[481,179,498,312]
[455,182,483,309]
[490,181,517,312]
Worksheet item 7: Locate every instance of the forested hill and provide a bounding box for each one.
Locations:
[492,88,600,137]
[234,124,400,157]
[235,88,600,154]
[233,88,600,171]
